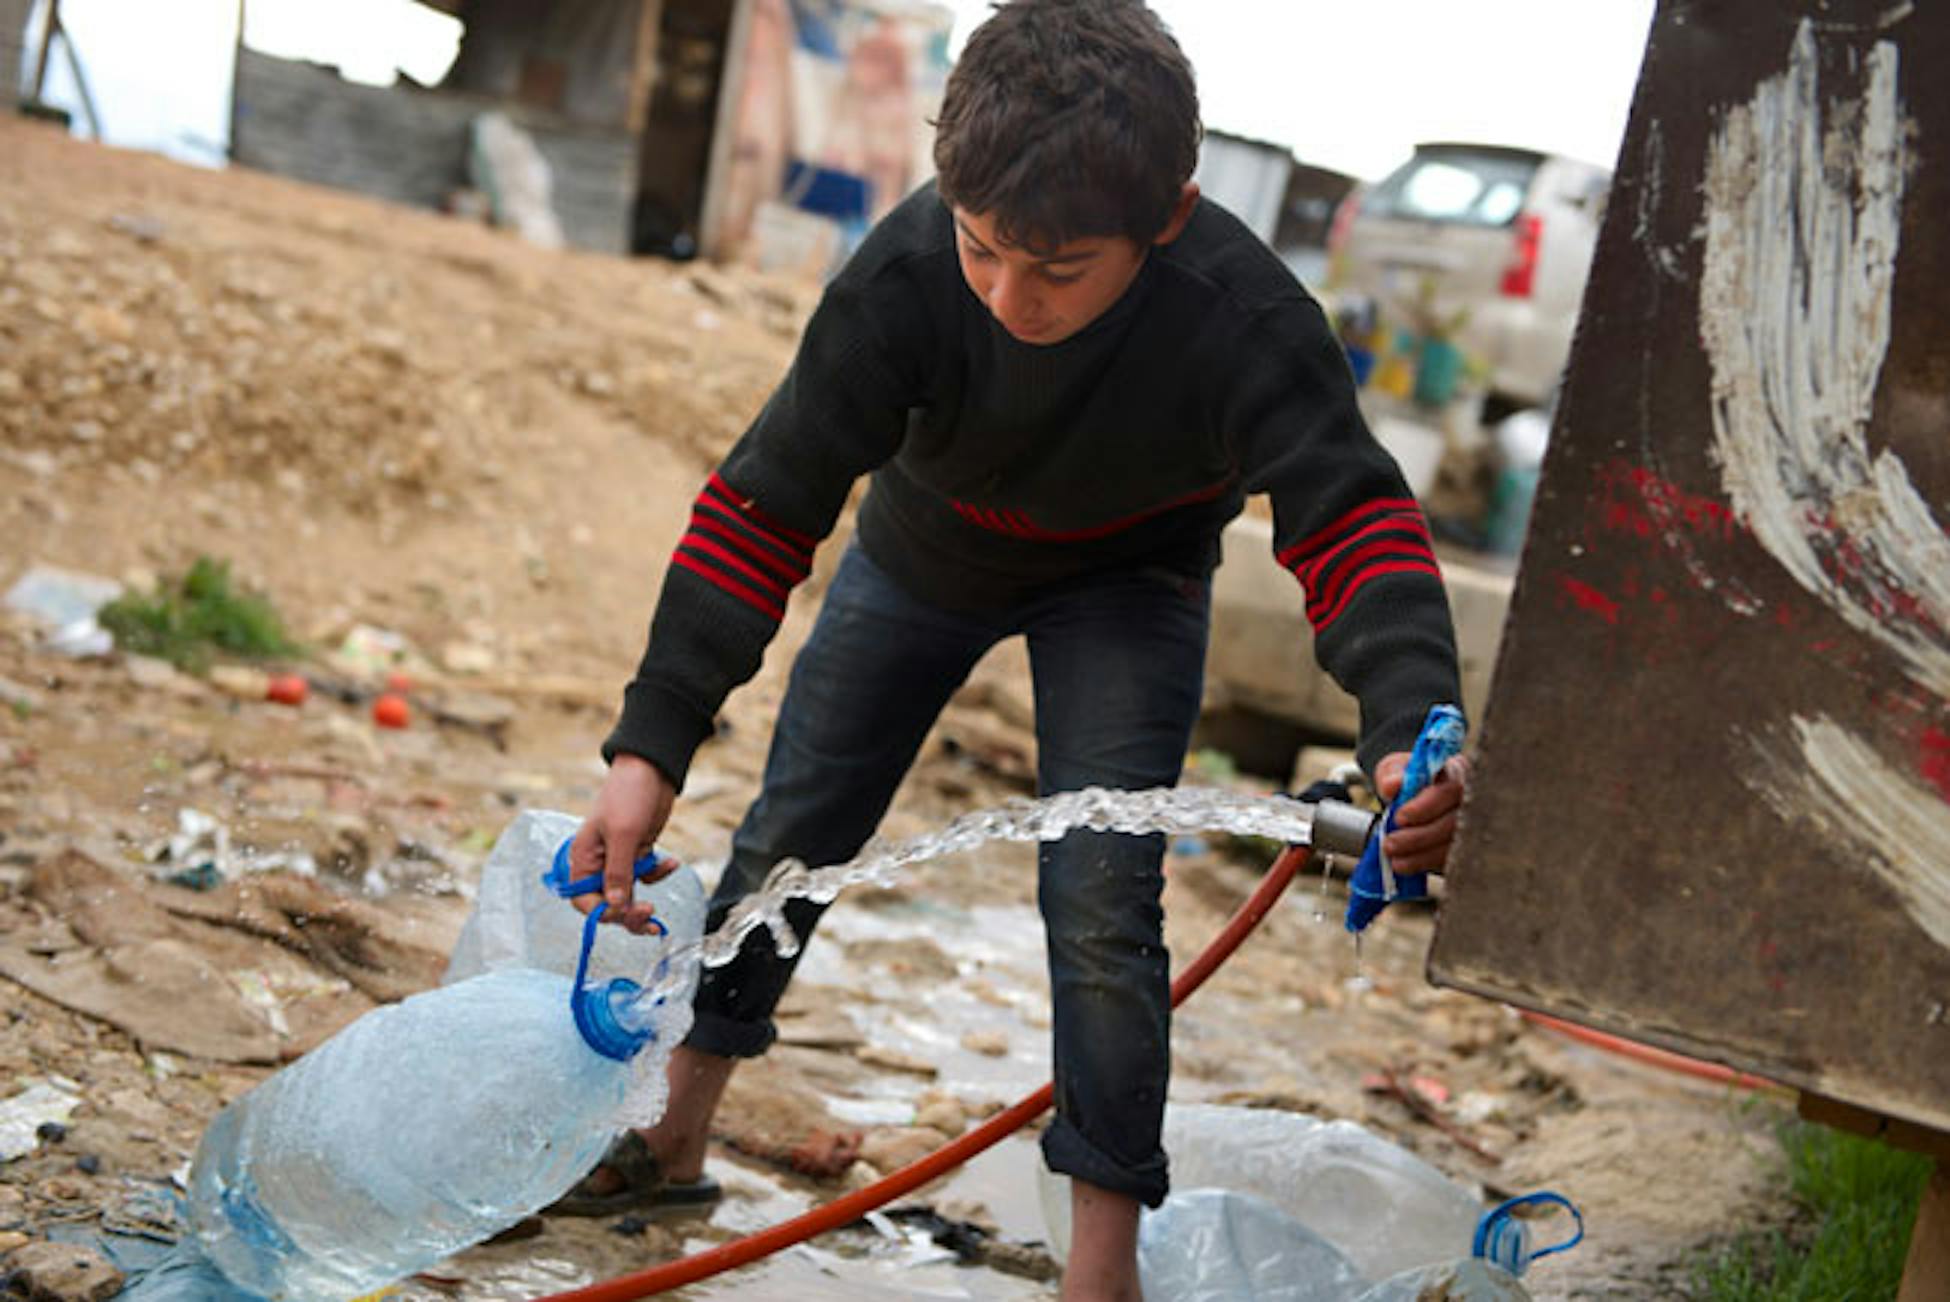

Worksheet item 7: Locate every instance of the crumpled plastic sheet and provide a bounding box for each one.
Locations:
[0,1078,83,1161]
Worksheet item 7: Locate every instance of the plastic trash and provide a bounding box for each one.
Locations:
[0,1079,83,1161]
[120,816,705,1302]
[1042,1103,1484,1282]
[1356,1258,1530,1301]
[1136,1188,1369,1301]
[3,563,122,657]
[445,809,706,1017]
[1130,1186,1542,1302]
[116,1241,265,1300]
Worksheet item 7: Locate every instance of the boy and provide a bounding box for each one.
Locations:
[561,2,1467,1297]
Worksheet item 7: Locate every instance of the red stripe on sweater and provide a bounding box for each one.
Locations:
[1287,514,1433,589]
[701,474,816,555]
[690,513,811,585]
[1303,537,1439,623]
[948,479,1232,543]
[1277,497,1422,568]
[1310,559,1444,632]
[671,551,786,622]
[680,534,791,604]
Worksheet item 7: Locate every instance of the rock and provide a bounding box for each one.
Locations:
[959,1030,1010,1057]
[859,1125,951,1176]
[439,640,496,675]
[854,1044,938,1077]
[4,1240,123,1301]
[913,1091,968,1137]
[207,665,269,701]
[123,656,198,696]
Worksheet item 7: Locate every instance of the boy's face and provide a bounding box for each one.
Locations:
[950,207,1151,346]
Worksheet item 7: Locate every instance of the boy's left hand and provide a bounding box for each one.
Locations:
[1373,751,1471,875]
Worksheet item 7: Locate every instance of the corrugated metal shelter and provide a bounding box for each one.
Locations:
[2,0,33,106]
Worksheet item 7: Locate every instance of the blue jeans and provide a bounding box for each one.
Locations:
[686,544,1209,1207]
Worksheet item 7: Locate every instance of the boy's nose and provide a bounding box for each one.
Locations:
[988,269,1036,331]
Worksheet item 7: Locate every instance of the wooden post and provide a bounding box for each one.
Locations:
[695,0,754,262]
[54,6,98,137]
[626,0,665,136]
[28,0,57,99]
[1899,1161,1950,1302]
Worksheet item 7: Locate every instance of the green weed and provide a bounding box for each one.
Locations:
[98,556,303,673]
[1691,1119,1931,1300]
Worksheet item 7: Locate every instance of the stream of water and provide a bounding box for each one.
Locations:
[638,786,1329,1006]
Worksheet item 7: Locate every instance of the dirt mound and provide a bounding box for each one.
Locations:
[0,118,806,515]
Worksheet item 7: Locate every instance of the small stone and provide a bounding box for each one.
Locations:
[74,1154,101,1175]
[859,1126,951,1176]
[913,1091,968,1137]
[854,1044,938,1077]
[4,1239,123,1301]
[960,1030,1010,1057]
[35,1121,66,1144]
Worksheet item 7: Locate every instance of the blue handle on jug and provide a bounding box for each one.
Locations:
[1472,1191,1585,1276]
[544,838,671,917]
[547,838,673,1061]
[1344,703,1466,933]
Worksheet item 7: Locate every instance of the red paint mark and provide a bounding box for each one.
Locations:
[1557,575,1621,624]
[1595,460,1743,545]
[1923,727,1950,804]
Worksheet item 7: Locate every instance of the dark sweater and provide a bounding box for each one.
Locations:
[607,185,1460,783]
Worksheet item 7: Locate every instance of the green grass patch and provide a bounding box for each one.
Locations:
[1692,1119,1931,1300]
[98,556,303,673]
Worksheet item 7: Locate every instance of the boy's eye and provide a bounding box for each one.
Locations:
[964,244,996,262]
[1041,268,1083,286]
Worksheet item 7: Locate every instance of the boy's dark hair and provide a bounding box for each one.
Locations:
[933,0,1201,251]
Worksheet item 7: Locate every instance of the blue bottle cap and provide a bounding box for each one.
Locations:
[568,903,656,1061]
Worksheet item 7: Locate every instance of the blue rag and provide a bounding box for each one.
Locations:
[1344,704,1467,934]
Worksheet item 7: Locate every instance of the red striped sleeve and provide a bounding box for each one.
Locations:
[1276,497,1421,569]
[1310,558,1445,630]
[1304,537,1438,624]
[671,552,787,622]
[1276,500,1441,633]
[670,476,815,622]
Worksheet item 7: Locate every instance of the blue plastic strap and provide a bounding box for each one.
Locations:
[545,838,669,909]
[1344,703,1467,933]
[1472,1191,1585,1275]
[568,901,651,1062]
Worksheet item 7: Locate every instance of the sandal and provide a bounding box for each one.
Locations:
[546,1130,723,1218]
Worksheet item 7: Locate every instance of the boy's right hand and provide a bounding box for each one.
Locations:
[570,752,676,933]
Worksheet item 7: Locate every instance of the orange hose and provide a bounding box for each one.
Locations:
[1518,1010,1782,1092]
[534,844,1313,1302]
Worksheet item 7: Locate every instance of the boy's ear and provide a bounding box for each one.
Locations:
[1152,182,1201,247]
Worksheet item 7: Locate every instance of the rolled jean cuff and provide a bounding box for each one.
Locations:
[1041,1115,1169,1209]
[682,1008,778,1059]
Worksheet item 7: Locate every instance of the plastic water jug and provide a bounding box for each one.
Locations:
[126,814,702,1301]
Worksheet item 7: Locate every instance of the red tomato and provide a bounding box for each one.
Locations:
[265,673,309,706]
[372,694,411,729]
